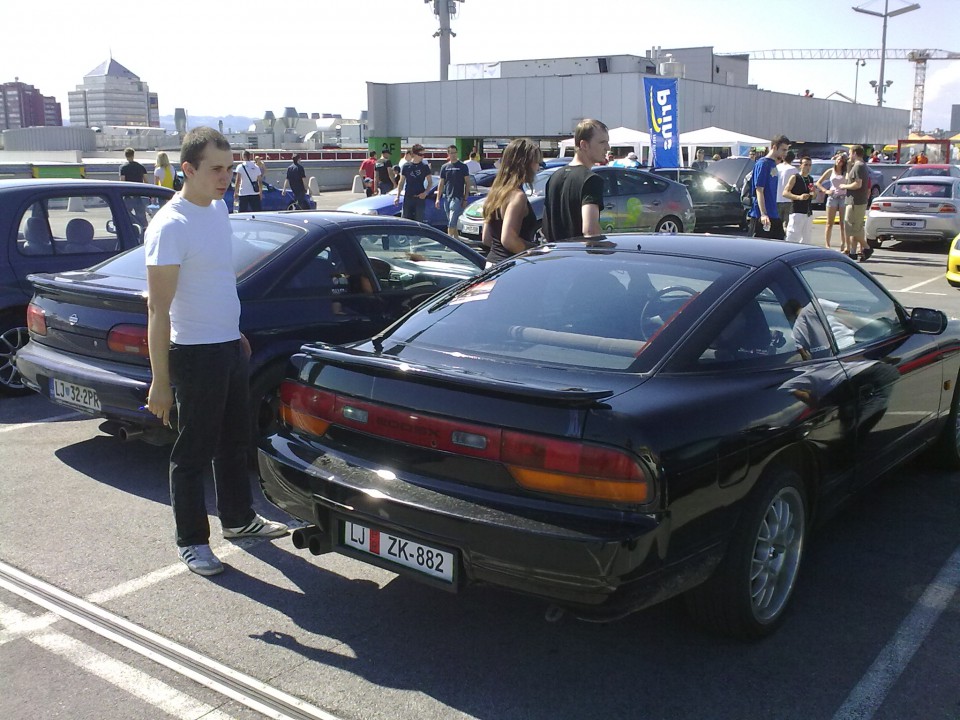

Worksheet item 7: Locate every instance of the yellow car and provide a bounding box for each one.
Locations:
[948,232,960,288]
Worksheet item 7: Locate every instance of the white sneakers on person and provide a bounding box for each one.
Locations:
[178,544,224,576]
[222,513,289,540]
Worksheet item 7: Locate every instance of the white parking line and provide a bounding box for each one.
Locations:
[899,276,945,293]
[0,411,84,433]
[831,543,960,720]
[0,601,235,720]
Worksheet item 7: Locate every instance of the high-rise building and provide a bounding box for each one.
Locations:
[68,58,159,129]
[0,79,62,130]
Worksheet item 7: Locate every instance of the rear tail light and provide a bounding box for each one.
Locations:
[869,203,881,211]
[940,204,956,213]
[279,381,651,504]
[106,324,149,356]
[27,303,46,335]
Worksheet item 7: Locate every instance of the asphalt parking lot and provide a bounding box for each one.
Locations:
[1,200,958,720]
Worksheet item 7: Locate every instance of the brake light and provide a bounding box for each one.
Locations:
[940,204,956,213]
[107,325,149,357]
[279,382,334,437]
[869,203,881,211]
[26,303,46,335]
[278,381,651,504]
[502,431,649,502]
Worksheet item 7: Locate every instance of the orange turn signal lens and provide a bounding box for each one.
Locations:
[508,466,650,503]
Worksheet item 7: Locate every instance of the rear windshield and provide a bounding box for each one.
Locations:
[88,217,304,279]
[886,182,954,199]
[381,247,745,372]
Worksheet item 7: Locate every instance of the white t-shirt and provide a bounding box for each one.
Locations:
[236,161,262,196]
[144,195,240,345]
[465,159,481,175]
[777,162,799,203]
[153,165,172,183]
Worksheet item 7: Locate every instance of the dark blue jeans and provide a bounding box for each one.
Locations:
[168,340,254,547]
[401,195,425,222]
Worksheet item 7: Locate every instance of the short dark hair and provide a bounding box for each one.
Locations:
[448,144,458,151]
[410,143,425,156]
[784,150,796,164]
[124,147,135,159]
[369,151,377,158]
[381,148,391,156]
[574,118,609,147]
[771,134,791,148]
[850,145,865,158]
[242,150,253,160]
[799,155,812,163]
[291,153,301,163]
[181,127,231,171]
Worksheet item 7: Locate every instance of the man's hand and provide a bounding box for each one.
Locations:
[434,198,440,208]
[147,381,174,427]
[394,195,400,205]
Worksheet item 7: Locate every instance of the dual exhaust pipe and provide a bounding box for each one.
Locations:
[291,525,331,556]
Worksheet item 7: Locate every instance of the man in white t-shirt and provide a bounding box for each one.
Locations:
[775,150,797,223]
[145,127,287,577]
[234,149,263,212]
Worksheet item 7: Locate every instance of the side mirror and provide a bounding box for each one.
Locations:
[910,307,947,335]
[106,220,116,234]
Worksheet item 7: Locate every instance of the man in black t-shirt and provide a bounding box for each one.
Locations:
[543,119,609,242]
[119,147,147,183]
[435,145,469,238]
[283,154,310,209]
[394,144,433,222]
[374,150,395,196]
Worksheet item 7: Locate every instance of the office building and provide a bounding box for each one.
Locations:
[0,79,62,130]
[68,58,159,129]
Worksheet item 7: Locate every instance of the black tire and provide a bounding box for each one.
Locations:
[655,216,683,233]
[248,360,293,441]
[932,374,960,470]
[0,310,32,397]
[867,237,881,249]
[684,468,807,639]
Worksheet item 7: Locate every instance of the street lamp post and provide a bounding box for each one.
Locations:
[854,59,866,103]
[852,0,921,107]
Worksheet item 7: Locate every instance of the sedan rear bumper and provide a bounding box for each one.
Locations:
[866,214,959,243]
[16,340,160,427]
[258,431,724,618]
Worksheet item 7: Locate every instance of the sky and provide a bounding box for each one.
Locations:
[3,0,958,133]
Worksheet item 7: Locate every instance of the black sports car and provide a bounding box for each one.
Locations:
[258,233,960,638]
[17,212,484,442]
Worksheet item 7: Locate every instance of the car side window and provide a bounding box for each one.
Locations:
[17,196,124,256]
[698,282,806,366]
[278,240,373,298]
[617,172,664,196]
[121,192,169,244]
[796,261,905,353]
[354,229,478,291]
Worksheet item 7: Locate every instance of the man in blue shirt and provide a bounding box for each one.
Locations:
[435,145,469,239]
[749,134,790,240]
[395,144,433,222]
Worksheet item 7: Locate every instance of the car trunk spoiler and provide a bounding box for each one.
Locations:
[28,274,147,306]
[302,345,616,407]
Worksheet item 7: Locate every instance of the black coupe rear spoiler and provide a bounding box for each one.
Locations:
[301,345,615,407]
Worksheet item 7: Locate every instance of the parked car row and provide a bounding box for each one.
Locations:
[10,177,960,640]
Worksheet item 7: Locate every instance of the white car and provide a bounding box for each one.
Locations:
[866,176,960,248]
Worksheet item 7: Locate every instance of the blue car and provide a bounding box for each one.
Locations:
[0,178,175,395]
[223,178,316,212]
[338,176,486,230]
[17,212,484,442]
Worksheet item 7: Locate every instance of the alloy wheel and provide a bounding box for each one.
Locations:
[749,486,805,622]
[0,324,29,392]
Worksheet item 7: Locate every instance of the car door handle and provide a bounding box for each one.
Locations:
[605,203,615,209]
[651,200,662,206]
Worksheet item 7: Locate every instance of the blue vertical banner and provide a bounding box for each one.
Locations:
[643,77,680,169]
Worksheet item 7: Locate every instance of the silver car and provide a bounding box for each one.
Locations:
[458,166,696,246]
[866,176,960,248]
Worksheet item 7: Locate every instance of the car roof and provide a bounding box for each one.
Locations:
[229,209,447,231]
[538,233,823,267]
[0,178,174,191]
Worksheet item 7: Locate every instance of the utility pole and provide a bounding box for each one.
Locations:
[852,0,920,106]
[428,0,461,81]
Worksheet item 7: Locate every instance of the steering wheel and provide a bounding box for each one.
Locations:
[640,285,698,339]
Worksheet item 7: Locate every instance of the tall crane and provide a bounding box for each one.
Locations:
[718,48,960,133]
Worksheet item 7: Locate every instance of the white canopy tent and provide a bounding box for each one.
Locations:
[558,126,650,158]
[679,126,768,163]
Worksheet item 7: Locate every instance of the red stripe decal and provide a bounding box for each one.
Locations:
[370,529,380,554]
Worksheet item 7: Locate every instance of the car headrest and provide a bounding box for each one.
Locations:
[66,218,95,244]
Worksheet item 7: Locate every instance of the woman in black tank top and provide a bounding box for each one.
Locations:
[482,138,542,266]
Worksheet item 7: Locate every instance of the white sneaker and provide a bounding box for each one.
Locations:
[178,544,224,576]
[222,513,289,540]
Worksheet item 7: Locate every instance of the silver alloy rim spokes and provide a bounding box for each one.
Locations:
[749,487,804,622]
[659,220,679,233]
[0,326,28,389]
